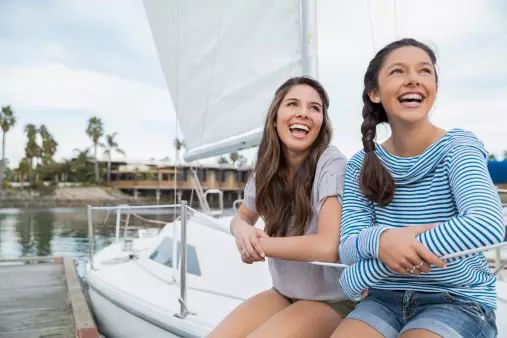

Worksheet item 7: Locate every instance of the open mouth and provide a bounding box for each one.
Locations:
[398,93,425,104]
[289,123,310,137]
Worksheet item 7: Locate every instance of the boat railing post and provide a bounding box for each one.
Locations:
[87,205,96,270]
[115,207,122,242]
[123,207,131,240]
[495,247,504,280]
[175,200,190,319]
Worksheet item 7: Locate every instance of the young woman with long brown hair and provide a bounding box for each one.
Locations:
[331,38,505,338]
[208,76,352,338]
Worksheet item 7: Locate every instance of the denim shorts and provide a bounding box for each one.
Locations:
[346,289,497,338]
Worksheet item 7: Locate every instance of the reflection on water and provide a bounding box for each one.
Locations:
[0,207,174,276]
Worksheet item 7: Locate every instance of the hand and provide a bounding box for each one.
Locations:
[378,224,446,275]
[232,220,267,264]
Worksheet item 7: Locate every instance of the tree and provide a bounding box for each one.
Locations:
[24,124,41,183]
[39,125,58,166]
[86,116,104,183]
[488,154,497,161]
[0,105,16,189]
[237,154,248,168]
[15,158,30,182]
[173,138,185,164]
[69,148,95,183]
[503,150,507,161]
[103,132,125,184]
[217,156,229,165]
[229,151,239,166]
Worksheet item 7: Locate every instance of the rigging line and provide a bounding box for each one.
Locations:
[201,0,227,142]
[393,0,399,38]
[174,0,180,208]
[365,0,377,54]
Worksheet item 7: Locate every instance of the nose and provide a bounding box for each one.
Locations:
[404,70,421,86]
[296,109,309,118]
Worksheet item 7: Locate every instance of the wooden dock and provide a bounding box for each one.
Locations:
[0,256,99,338]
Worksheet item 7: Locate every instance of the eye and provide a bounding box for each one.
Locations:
[420,67,433,74]
[310,105,321,112]
[287,101,297,107]
[389,68,402,75]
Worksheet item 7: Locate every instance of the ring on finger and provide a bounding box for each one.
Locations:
[240,249,247,255]
[416,261,424,269]
[406,266,417,274]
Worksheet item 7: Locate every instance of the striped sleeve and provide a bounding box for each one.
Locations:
[416,145,505,256]
[339,144,506,301]
[339,158,391,265]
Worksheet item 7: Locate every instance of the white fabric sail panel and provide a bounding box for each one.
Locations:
[143,0,304,161]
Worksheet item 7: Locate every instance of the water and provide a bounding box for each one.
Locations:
[0,207,175,276]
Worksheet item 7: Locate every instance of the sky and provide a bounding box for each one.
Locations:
[0,0,506,168]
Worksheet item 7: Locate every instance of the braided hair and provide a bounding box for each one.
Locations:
[359,38,438,206]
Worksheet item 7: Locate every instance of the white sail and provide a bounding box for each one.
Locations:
[143,0,310,161]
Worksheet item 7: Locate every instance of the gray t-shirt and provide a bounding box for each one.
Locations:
[243,146,348,301]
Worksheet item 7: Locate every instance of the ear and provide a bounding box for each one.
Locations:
[368,90,381,104]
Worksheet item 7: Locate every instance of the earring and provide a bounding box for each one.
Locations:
[372,96,381,103]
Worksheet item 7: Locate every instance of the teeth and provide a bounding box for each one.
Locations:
[289,124,310,132]
[399,93,424,101]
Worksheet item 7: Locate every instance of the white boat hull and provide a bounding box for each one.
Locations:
[86,214,272,338]
[89,287,182,338]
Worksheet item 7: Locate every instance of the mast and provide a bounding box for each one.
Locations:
[301,0,319,78]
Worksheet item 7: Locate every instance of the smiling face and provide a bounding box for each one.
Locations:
[275,84,324,158]
[369,46,437,125]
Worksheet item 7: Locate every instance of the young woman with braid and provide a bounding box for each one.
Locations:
[332,39,505,338]
[208,76,353,338]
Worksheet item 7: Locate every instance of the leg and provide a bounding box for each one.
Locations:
[399,329,441,338]
[331,319,385,338]
[398,296,497,338]
[331,289,403,338]
[247,300,344,338]
[207,289,290,338]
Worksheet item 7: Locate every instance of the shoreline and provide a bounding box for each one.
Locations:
[0,186,155,209]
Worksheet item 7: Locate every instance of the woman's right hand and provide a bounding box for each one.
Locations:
[378,224,446,275]
[231,219,267,264]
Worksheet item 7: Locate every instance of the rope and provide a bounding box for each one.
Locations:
[130,212,168,226]
[365,0,376,53]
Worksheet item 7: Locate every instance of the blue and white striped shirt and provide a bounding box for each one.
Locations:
[339,129,505,308]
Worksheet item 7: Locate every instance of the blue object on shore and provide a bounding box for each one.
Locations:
[488,160,507,184]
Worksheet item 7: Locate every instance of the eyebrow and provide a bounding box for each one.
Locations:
[387,62,433,70]
[285,97,322,107]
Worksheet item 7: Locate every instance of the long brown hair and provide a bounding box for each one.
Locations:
[360,38,438,206]
[255,76,332,237]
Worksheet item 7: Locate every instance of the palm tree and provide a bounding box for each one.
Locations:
[86,117,104,183]
[39,125,58,166]
[103,132,125,184]
[229,151,239,166]
[0,105,16,189]
[15,158,30,182]
[24,124,40,183]
[173,138,185,164]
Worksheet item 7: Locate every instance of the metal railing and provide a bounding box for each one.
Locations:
[87,202,202,319]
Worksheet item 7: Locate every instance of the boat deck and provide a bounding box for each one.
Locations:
[0,256,99,338]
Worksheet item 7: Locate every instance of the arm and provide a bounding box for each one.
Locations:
[416,146,505,256]
[230,204,265,263]
[259,196,341,262]
[340,144,506,301]
[340,158,444,270]
[339,161,390,265]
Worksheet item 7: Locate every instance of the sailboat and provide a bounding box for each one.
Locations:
[85,0,507,337]
[85,1,317,337]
